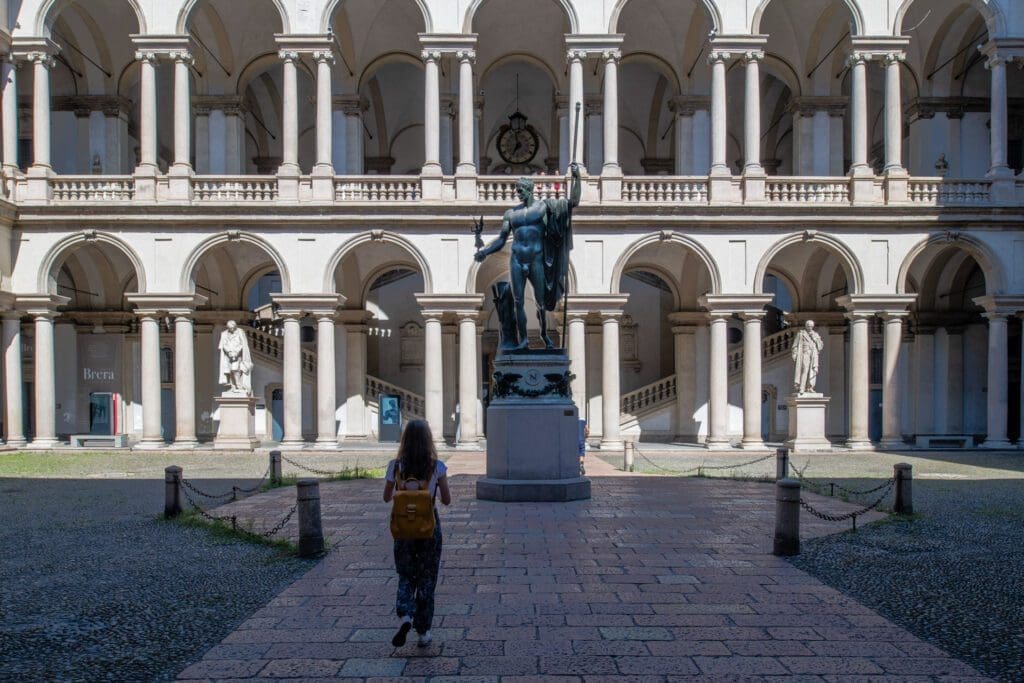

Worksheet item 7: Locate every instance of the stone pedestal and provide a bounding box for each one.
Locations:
[784,393,832,452]
[477,351,591,502]
[214,395,258,450]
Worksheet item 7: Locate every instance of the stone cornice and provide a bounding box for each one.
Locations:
[698,294,774,315]
[11,37,59,59]
[836,294,916,315]
[271,293,345,317]
[17,293,69,315]
[563,34,625,56]
[126,293,207,315]
[273,34,333,54]
[849,36,910,59]
[418,33,477,53]
[787,96,848,118]
[972,295,1024,316]
[708,34,767,59]
[129,34,192,57]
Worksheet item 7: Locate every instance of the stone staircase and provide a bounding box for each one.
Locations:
[247,325,317,377]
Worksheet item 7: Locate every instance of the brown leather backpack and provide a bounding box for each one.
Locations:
[389,462,436,540]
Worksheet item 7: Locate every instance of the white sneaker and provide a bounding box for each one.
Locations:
[417,630,432,647]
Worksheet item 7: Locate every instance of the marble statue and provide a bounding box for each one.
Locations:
[218,320,253,396]
[791,320,824,394]
[473,163,581,350]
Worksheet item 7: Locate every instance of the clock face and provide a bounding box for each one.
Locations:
[498,126,539,164]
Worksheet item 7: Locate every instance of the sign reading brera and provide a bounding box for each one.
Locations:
[83,368,116,381]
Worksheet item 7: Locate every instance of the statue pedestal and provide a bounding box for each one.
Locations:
[476,350,590,502]
[214,395,258,450]
[784,393,832,453]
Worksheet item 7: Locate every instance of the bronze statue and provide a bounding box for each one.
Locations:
[474,163,581,351]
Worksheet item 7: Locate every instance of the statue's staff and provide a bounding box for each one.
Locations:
[562,101,581,350]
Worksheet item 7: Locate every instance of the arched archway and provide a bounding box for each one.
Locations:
[752,0,864,36]
[465,0,578,34]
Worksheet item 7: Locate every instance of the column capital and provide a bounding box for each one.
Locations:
[836,294,916,316]
[566,49,588,63]
[415,294,485,321]
[668,95,710,116]
[667,311,707,327]
[741,50,764,64]
[134,50,160,65]
[24,52,57,69]
[421,49,441,63]
[169,50,194,65]
[973,295,1024,317]
[601,49,621,63]
[334,93,368,114]
[882,52,906,66]
[698,294,774,316]
[707,50,733,65]
[312,50,336,65]
[845,52,871,68]
[17,294,68,317]
[12,37,59,63]
[564,294,629,317]
[270,293,345,317]
[878,310,911,322]
[126,293,207,315]
[455,48,476,63]
[278,50,300,63]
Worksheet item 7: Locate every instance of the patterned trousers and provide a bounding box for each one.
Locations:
[393,515,442,634]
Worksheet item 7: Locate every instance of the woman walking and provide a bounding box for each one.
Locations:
[383,419,451,648]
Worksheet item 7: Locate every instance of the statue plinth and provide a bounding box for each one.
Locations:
[476,351,590,502]
[214,394,258,450]
[784,393,832,453]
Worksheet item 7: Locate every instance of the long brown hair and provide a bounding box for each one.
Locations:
[397,419,437,482]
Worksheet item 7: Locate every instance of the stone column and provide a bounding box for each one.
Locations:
[2,57,19,175]
[456,49,476,175]
[281,314,303,446]
[672,325,697,441]
[848,53,870,175]
[883,53,905,174]
[136,313,163,448]
[421,50,442,175]
[344,323,367,439]
[457,314,478,444]
[567,50,585,170]
[847,313,871,448]
[709,52,729,175]
[982,312,1011,448]
[741,313,765,448]
[568,315,587,415]
[424,315,444,442]
[315,314,337,446]
[743,51,764,175]
[933,327,949,435]
[171,51,193,172]
[193,102,210,173]
[340,96,365,175]
[279,51,299,173]
[913,327,934,439]
[602,50,621,175]
[879,313,907,448]
[311,50,334,175]
[706,314,730,449]
[3,314,25,446]
[136,51,158,171]
[29,52,55,171]
[173,314,197,445]
[985,54,1010,176]
[600,312,622,450]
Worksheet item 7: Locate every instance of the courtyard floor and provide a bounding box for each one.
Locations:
[2,446,1018,681]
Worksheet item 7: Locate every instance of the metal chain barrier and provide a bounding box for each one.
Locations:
[181,481,297,540]
[798,479,894,531]
[281,454,351,478]
[233,466,272,495]
[830,479,896,497]
[256,504,298,539]
[634,448,774,477]
[180,477,236,501]
[791,459,896,499]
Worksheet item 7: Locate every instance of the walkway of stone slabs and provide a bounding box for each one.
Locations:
[177,452,986,681]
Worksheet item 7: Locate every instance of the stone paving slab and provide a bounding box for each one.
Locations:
[178,463,988,681]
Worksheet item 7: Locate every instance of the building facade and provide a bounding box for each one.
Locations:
[0,0,1022,450]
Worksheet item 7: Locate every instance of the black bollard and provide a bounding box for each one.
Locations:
[624,441,635,472]
[893,463,913,514]
[270,450,282,485]
[164,466,182,518]
[773,478,801,556]
[296,478,324,558]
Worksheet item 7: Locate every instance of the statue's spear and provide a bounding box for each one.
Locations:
[562,101,581,350]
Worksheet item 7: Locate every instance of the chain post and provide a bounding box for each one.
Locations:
[164,466,183,518]
[296,478,325,558]
[270,450,282,485]
[775,447,789,480]
[624,441,634,472]
[773,478,801,556]
[231,486,238,502]
[893,462,913,514]
[829,482,835,497]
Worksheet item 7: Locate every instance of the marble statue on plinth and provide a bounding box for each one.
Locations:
[218,321,253,396]
[473,163,581,351]
[791,320,823,395]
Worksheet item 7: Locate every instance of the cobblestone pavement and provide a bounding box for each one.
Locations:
[0,475,313,682]
[178,452,986,681]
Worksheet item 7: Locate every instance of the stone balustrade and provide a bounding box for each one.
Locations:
[365,375,425,419]
[620,374,677,415]
[8,173,1018,208]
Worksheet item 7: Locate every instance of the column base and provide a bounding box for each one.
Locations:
[600,438,624,451]
[981,439,1013,449]
[5,438,27,449]
[313,438,339,450]
[708,171,740,203]
[311,164,335,201]
[133,164,159,202]
[24,164,53,203]
[454,168,477,201]
[740,439,766,450]
[133,438,166,450]
[28,438,61,449]
[877,437,908,450]
[705,437,733,451]
[167,167,193,201]
[276,166,300,201]
[600,169,622,201]
[169,438,198,450]
[884,169,909,203]
[278,439,306,450]
[456,439,481,450]
[342,433,370,442]
[845,439,873,451]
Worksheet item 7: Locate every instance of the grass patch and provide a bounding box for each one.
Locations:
[264,465,386,491]
[166,508,301,556]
